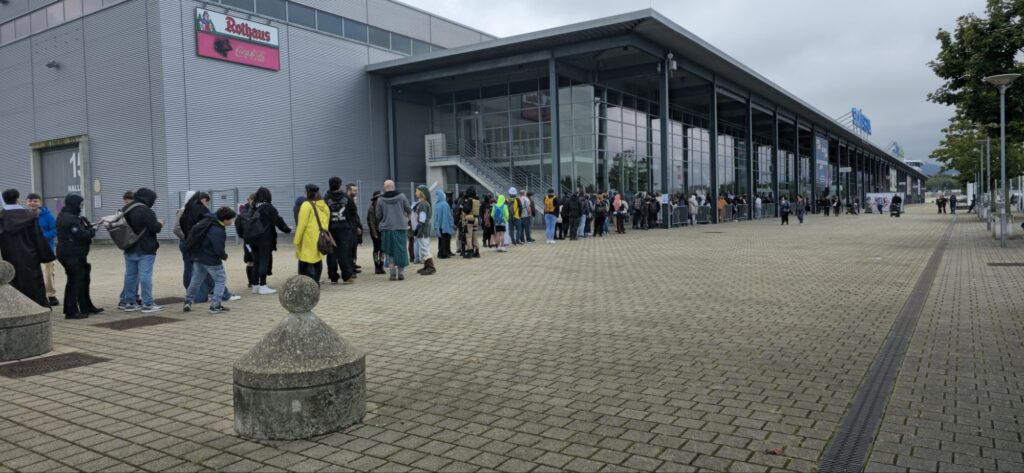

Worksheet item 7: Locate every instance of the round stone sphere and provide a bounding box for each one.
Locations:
[279,275,320,313]
[0,261,13,286]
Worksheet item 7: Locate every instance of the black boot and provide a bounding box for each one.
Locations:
[473,248,480,258]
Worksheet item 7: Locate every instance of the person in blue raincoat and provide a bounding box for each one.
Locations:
[433,190,455,259]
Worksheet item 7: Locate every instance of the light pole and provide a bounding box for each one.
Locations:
[983,73,1021,248]
[977,138,991,227]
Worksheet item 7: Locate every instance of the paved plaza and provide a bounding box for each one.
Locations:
[1,205,1022,472]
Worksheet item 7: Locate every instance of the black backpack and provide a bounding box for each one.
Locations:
[183,216,214,255]
[238,205,266,244]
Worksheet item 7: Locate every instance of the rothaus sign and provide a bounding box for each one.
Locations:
[195,8,280,71]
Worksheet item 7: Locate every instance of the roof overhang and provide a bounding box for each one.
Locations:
[368,9,927,180]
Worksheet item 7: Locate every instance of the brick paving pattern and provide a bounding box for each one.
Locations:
[0,205,1020,472]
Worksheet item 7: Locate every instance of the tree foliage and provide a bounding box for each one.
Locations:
[928,0,1024,176]
[930,114,1023,185]
[924,174,959,192]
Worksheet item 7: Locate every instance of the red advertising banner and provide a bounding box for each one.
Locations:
[195,8,280,71]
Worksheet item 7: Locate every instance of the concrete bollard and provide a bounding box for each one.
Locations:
[233,275,366,440]
[0,261,53,362]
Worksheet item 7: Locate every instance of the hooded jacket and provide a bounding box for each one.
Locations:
[56,194,94,258]
[375,190,412,232]
[193,217,228,267]
[413,185,433,239]
[432,190,454,236]
[37,206,57,251]
[0,205,55,306]
[123,188,163,255]
[491,195,509,226]
[294,199,330,263]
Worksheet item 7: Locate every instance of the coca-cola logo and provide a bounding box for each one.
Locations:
[225,16,271,43]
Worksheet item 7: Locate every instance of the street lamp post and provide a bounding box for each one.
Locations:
[977,139,991,227]
[983,73,1021,248]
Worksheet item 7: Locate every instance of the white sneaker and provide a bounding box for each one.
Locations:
[140,305,164,314]
[257,286,277,295]
[228,295,242,301]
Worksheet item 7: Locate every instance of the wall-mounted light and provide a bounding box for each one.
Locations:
[46,60,59,69]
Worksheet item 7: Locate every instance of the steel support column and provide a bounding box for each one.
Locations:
[772,109,780,217]
[709,76,719,223]
[745,98,754,219]
[386,80,396,179]
[548,57,560,194]
[659,55,671,228]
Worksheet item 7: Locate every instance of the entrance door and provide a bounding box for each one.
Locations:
[459,116,480,158]
[40,146,82,215]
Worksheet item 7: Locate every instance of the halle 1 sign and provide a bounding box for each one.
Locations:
[196,8,280,71]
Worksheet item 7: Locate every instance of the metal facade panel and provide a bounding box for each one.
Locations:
[0,41,35,190]
[393,99,428,183]
[28,0,60,11]
[291,0,367,23]
[145,0,170,223]
[366,0,428,42]
[180,3,295,223]
[31,21,87,141]
[430,16,483,48]
[154,0,190,215]
[82,0,157,217]
[287,27,372,191]
[0,0,31,24]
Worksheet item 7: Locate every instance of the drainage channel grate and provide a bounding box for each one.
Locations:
[0,353,110,379]
[703,231,725,234]
[988,263,1024,267]
[93,316,183,331]
[152,296,185,305]
[818,216,956,473]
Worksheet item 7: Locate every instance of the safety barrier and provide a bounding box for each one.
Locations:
[696,206,713,224]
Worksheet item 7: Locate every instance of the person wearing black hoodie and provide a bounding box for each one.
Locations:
[118,188,164,314]
[325,177,358,284]
[0,188,55,307]
[56,194,102,319]
[248,187,291,295]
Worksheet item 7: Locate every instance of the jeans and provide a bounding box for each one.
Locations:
[186,263,226,307]
[796,209,805,223]
[121,252,155,306]
[521,216,532,242]
[511,219,522,244]
[578,217,586,238]
[179,241,232,302]
[544,214,556,241]
[298,261,323,282]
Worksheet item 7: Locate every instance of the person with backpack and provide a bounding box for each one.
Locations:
[563,190,581,240]
[491,194,510,253]
[243,187,291,295]
[324,177,356,285]
[593,193,608,237]
[238,193,255,287]
[366,191,385,274]
[0,189,55,307]
[507,188,521,246]
[433,189,454,259]
[55,193,102,319]
[523,192,535,243]
[116,188,164,313]
[294,184,331,283]
[183,207,236,314]
[543,189,558,244]
[780,196,791,225]
[460,186,481,258]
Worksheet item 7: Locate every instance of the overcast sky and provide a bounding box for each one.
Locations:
[403,0,989,165]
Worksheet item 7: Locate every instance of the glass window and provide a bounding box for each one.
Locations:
[83,0,102,14]
[31,9,47,33]
[344,18,367,42]
[1,22,15,44]
[221,0,255,11]
[15,15,31,38]
[317,11,343,36]
[64,0,82,20]
[47,2,65,26]
[390,33,411,54]
[411,39,430,55]
[255,0,286,20]
[287,2,316,28]
[368,26,389,48]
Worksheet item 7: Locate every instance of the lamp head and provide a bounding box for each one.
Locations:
[983,73,1021,87]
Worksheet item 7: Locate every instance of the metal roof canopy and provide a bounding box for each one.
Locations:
[368,9,926,179]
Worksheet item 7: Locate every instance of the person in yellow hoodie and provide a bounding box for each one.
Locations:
[294,184,331,283]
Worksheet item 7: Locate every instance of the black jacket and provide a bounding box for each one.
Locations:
[325,190,360,231]
[192,218,228,266]
[56,208,95,258]
[254,202,291,250]
[178,201,210,238]
[123,188,162,254]
[563,195,581,218]
[0,207,55,306]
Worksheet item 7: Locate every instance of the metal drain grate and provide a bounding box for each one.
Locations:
[152,296,185,305]
[703,231,724,234]
[988,263,1024,267]
[93,316,182,331]
[818,216,956,473]
[0,353,110,378]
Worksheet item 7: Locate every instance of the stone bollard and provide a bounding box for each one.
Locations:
[233,275,366,440]
[0,261,53,362]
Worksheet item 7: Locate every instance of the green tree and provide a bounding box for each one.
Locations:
[924,173,959,192]
[928,0,1024,168]
[930,114,1024,185]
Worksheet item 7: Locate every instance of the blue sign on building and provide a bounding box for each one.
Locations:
[851,108,872,135]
